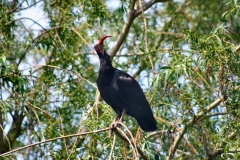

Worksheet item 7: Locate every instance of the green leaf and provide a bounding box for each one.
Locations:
[160,66,172,70]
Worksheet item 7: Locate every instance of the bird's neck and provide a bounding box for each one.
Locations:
[99,56,113,71]
[98,51,113,71]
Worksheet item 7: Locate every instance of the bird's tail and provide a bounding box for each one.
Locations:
[135,114,157,132]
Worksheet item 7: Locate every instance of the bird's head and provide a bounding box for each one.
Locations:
[94,35,112,56]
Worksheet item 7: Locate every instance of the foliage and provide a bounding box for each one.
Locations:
[0,0,240,159]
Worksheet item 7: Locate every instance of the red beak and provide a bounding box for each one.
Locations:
[98,35,112,45]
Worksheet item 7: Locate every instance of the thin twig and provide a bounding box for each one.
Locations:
[139,0,156,74]
[71,28,95,54]
[56,107,68,155]
[193,95,226,122]
[191,67,218,96]
[167,95,226,159]
[67,111,85,160]
[29,108,46,141]
[116,128,138,159]
[109,133,116,160]
[118,122,138,156]
[115,129,148,160]
[55,28,67,50]
[167,125,187,160]
[199,112,229,121]
[234,45,240,52]
[0,125,11,152]
[0,128,110,157]
[157,31,184,38]
[21,64,97,89]
[7,0,43,14]
[146,130,168,138]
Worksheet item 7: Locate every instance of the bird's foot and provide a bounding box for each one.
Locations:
[109,120,119,137]
[109,110,125,137]
[111,120,119,128]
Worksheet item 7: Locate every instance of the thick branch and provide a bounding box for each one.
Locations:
[167,125,187,160]
[3,110,24,153]
[109,0,137,58]
[193,95,225,122]
[109,0,168,58]
[167,95,226,160]
[134,0,168,17]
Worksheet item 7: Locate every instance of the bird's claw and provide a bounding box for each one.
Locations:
[109,120,119,137]
[109,111,125,137]
[111,121,119,128]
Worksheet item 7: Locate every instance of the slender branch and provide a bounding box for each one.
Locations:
[119,122,137,152]
[7,0,43,14]
[234,45,240,52]
[0,128,110,157]
[146,130,168,138]
[115,129,148,160]
[139,0,156,74]
[206,132,237,159]
[157,31,184,38]
[71,47,185,58]
[21,64,97,89]
[116,128,138,159]
[67,111,85,160]
[109,133,116,160]
[109,0,137,58]
[0,125,11,154]
[10,18,62,66]
[193,95,225,122]
[167,125,187,160]
[0,118,4,154]
[191,67,218,96]
[167,95,226,159]
[199,112,229,121]
[71,28,95,55]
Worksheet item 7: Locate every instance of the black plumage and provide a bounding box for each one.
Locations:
[94,36,157,131]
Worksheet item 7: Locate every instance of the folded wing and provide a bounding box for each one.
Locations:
[116,70,157,131]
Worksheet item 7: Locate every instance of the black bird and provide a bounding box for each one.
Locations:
[94,36,157,131]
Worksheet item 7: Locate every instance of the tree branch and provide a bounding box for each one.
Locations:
[134,0,168,17]
[206,132,237,159]
[109,133,116,160]
[194,95,226,122]
[115,130,148,160]
[167,95,226,159]
[167,125,187,160]
[109,0,137,58]
[109,0,168,58]
[7,0,43,14]
[0,128,110,157]
[139,0,156,74]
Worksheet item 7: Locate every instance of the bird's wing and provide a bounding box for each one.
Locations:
[115,70,152,116]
